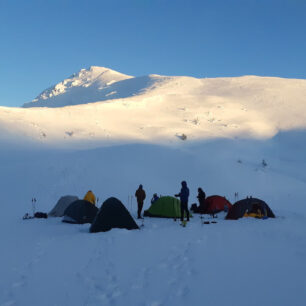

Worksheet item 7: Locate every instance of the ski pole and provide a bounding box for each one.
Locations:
[32,198,36,216]
[132,196,134,215]
[173,198,176,221]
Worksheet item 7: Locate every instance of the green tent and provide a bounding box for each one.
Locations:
[144,196,191,218]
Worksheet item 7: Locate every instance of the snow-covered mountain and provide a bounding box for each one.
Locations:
[23,66,133,107]
[1,66,306,148]
[23,66,174,108]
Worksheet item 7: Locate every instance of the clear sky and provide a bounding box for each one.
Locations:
[1,0,306,107]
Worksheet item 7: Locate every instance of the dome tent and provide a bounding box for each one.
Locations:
[226,197,275,220]
[191,195,232,214]
[48,195,79,217]
[205,195,232,213]
[144,196,190,218]
[90,197,139,233]
[62,200,98,224]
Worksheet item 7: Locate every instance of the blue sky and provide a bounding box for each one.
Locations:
[1,0,305,107]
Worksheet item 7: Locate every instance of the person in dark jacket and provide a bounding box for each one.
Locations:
[197,188,206,213]
[175,181,190,222]
[135,184,146,219]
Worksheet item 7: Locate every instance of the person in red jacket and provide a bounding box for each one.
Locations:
[135,184,146,219]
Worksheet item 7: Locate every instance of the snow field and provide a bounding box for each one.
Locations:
[0,137,306,305]
[1,213,306,306]
[1,66,306,305]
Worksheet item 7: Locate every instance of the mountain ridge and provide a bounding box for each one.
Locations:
[23,66,305,108]
[0,67,305,148]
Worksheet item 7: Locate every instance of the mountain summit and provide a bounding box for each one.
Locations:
[23,66,133,108]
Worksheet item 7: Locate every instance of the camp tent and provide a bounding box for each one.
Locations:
[144,196,190,218]
[191,195,232,214]
[62,200,98,224]
[205,195,232,213]
[48,195,78,217]
[226,197,275,220]
[90,197,139,233]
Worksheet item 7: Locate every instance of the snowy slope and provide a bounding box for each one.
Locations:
[1,68,306,148]
[0,139,306,306]
[1,68,306,305]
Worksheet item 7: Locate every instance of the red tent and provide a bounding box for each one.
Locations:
[205,195,232,213]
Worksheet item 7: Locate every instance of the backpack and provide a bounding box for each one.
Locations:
[34,212,48,219]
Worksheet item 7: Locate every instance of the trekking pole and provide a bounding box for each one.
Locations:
[173,198,176,221]
[131,195,133,214]
[32,198,36,217]
[130,195,132,213]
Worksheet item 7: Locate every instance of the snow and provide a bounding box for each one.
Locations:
[1,68,306,149]
[2,214,306,306]
[0,67,306,305]
[23,66,133,107]
[0,138,306,305]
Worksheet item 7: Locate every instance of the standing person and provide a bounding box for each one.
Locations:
[135,184,146,219]
[197,188,206,213]
[175,181,190,222]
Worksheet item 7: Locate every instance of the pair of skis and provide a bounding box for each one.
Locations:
[173,216,188,227]
[180,220,188,227]
[203,220,217,224]
[200,214,218,225]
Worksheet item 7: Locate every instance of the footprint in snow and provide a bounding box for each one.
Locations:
[5,272,27,303]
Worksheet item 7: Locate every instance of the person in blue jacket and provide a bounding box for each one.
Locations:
[151,193,159,204]
[175,181,190,222]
